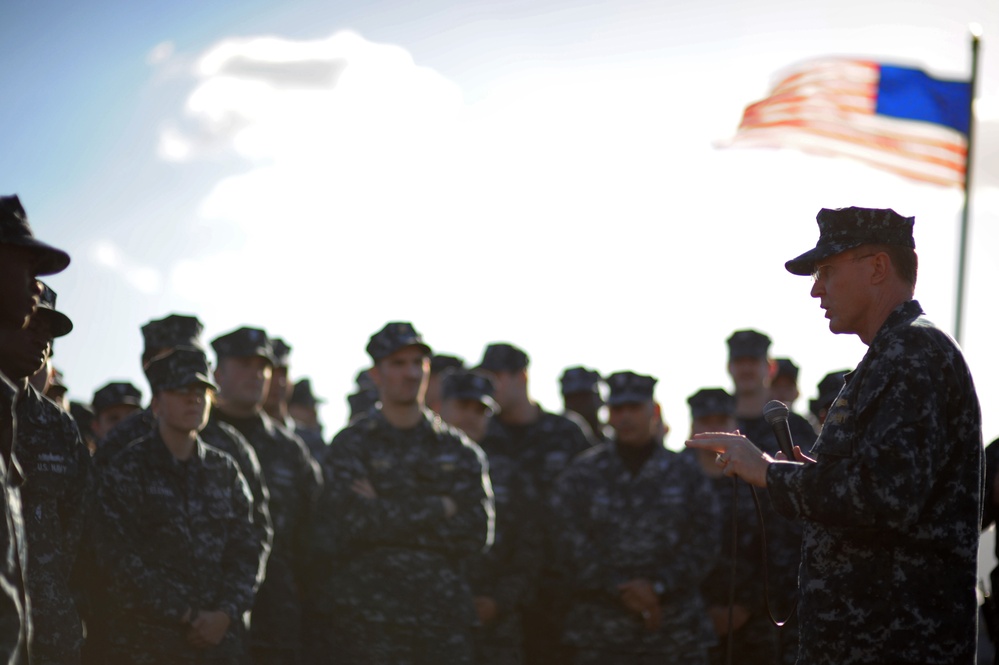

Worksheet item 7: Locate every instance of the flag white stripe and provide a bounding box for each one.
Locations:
[722,59,968,188]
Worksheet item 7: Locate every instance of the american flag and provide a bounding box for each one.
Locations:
[721,59,972,188]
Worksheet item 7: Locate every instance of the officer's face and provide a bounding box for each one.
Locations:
[0,246,44,329]
[809,248,877,337]
[215,356,272,409]
[0,310,53,379]
[92,403,142,441]
[608,400,658,446]
[371,346,429,407]
[482,370,522,411]
[439,398,490,442]
[265,365,290,412]
[153,384,212,434]
[727,356,771,394]
[770,376,799,405]
[288,403,319,429]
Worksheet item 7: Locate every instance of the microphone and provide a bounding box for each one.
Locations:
[762,400,796,459]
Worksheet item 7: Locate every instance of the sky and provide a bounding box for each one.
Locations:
[2,0,998,454]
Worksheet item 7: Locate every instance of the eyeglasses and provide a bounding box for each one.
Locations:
[811,254,876,282]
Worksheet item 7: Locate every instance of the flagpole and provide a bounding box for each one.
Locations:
[954,26,981,345]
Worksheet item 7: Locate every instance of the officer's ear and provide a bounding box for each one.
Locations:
[869,251,891,285]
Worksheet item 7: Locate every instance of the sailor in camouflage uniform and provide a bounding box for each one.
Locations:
[690,207,984,665]
[683,388,776,665]
[87,316,273,664]
[726,329,813,663]
[287,379,324,441]
[90,381,143,443]
[265,341,327,460]
[0,283,90,664]
[0,194,72,663]
[560,367,607,445]
[551,372,719,665]
[93,348,264,664]
[475,343,592,665]
[438,369,542,665]
[312,322,494,665]
[211,327,320,665]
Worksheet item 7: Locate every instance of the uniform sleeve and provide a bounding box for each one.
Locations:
[652,469,720,598]
[326,431,447,550]
[431,441,494,557]
[59,424,92,569]
[93,455,189,623]
[208,423,274,571]
[549,467,616,596]
[768,336,960,529]
[983,439,999,530]
[216,465,265,621]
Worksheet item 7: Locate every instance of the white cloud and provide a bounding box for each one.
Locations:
[152,28,999,443]
[147,41,176,66]
[89,240,163,295]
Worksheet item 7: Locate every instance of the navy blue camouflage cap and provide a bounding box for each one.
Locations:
[687,388,735,419]
[477,343,529,373]
[144,347,219,394]
[727,329,771,360]
[69,401,95,432]
[270,338,292,367]
[355,369,376,392]
[141,314,205,354]
[430,354,465,375]
[606,371,657,406]
[366,322,431,362]
[34,281,73,338]
[211,327,275,364]
[91,381,143,415]
[809,369,849,419]
[348,388,380,419]
[0,195,70,275]
[441,369,498,413]
[289,378,324,406]
[774,358,799,382]
[785,207,915,276]
[560,366,602,396]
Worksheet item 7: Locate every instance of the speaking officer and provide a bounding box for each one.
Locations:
[552,372,718,665]
[688,207,983,665]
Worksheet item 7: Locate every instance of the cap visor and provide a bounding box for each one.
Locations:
[17,240,71,276]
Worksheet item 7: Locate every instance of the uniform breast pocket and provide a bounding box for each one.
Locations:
[812,397,856,459]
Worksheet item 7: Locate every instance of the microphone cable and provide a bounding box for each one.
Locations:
[719,475,798,665]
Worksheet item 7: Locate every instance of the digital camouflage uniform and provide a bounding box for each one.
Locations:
[15,385,90,664]
[465,467,541,665]
[94,431,263,663]
[0,195,71,664]
[0,374,26,664]
[479,409,591,664]
[550,442,719,664]
[316,408,494,665]
[767,300,983,665]
[213,410,319,663]
[682,449,777,665]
